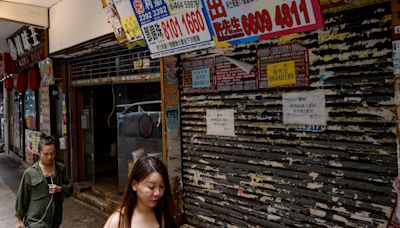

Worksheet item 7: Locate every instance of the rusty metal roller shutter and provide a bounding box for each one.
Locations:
[69,45,160,86]
[180,2,395,227]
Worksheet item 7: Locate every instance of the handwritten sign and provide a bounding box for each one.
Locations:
[282,90,326,126]
[206,109,235,137]
[258,43,309,89]
[132,0,214,58]
[201,0,324,46]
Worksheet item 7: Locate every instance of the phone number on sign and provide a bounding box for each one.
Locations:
[143,9,207,42]
[212,0,313,42]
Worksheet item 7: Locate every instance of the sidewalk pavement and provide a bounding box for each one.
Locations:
[0,153,108,228]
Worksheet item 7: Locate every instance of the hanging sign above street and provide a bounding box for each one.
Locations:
[131,0,215,58]
[201,0,324,47]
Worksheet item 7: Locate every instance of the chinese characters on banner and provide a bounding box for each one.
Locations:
[258,43,309,89]
[131,0,215,58]
[206,109,235,137]
[201,0,324,46]
[282,90,326,127]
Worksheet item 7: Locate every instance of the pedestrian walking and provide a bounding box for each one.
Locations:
[15,135,73,228]
[103,156,176,228]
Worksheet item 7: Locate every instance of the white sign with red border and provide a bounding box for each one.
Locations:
[140,6,215,58]
[201,0,324,46]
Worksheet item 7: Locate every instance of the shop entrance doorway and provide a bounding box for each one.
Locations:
[74,82,161,194]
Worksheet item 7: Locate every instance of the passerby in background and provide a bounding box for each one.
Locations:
[104,156,176,228]
[15,135,73,228]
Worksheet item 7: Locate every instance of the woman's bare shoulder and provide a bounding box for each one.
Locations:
[103,211,121,228]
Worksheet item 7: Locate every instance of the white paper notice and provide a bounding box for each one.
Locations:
[59,137,67,150]
[206,109,235,137]
[282,90,327,126]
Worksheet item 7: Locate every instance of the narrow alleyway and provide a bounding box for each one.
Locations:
[0,153,108,228]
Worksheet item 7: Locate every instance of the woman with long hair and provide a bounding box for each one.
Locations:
[104,156,176,228]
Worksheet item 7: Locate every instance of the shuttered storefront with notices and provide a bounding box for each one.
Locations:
[180,2,396,227]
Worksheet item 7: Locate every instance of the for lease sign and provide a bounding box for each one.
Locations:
[201,0,324,47]
[131,0,215,58]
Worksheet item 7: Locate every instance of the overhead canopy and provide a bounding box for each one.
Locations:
[0,1,48,29]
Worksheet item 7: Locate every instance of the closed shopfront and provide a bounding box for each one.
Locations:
[179,2,395,227]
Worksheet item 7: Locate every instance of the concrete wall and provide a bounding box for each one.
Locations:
[49,0,113,54]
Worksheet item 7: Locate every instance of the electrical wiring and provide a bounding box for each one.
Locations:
[107,84,116,128]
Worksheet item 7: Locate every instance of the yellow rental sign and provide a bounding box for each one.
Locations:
[267,60,296,87]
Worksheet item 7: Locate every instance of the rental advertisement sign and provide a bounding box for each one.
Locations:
[131,0,215,58]
[201,0,324,47]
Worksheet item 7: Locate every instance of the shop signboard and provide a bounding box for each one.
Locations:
[7,26,46,68]
[131,0,215,58]
[201,0,324,47]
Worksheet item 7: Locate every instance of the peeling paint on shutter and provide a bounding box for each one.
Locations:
[180,2,396,227]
